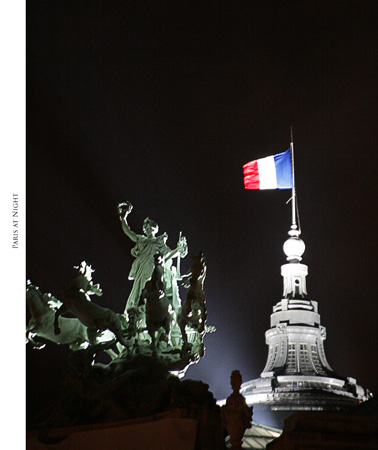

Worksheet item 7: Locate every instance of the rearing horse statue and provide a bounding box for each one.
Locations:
[54,261,129,348]
[26,280,89,350]
[177,251,207,352]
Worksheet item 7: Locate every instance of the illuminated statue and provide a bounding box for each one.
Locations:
[26,280,89,350]
[27,207,215,428]
[117,201,188,313]
[177,251,207,355]
[54,261,129,348]
[221,370,253,450]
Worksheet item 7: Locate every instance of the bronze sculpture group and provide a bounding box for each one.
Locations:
[26,201,254,450]
[27,202,212,380]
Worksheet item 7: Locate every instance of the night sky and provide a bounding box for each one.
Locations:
[25,0,377,428]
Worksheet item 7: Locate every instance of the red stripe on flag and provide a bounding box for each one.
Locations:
[243,160,260,189]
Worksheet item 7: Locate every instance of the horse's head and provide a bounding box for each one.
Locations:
[70,261,102,295]
[43,293,62,309]
[26,279,41,295]
[189,251,206,283]
[74,261,94,281]
[153,252,164,268]
[151,252,165,288]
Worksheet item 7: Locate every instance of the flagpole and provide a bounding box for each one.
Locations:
[290,127,297,232]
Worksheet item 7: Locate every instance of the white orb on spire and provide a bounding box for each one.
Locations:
[283,236,305,261]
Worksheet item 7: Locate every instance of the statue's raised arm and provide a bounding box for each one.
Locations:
[118,201,138,243]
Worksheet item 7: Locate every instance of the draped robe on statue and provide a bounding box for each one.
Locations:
[125,234,180,312]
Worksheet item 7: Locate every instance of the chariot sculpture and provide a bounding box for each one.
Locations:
[26,202,215,426]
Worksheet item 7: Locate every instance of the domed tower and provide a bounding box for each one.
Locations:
[240,226,370,411]
[239,137,370,413]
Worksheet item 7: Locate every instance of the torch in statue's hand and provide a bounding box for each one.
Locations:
[177,234,188,258]
[117,201,133,219]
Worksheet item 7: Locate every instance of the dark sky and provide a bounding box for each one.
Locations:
[25,0,377,428]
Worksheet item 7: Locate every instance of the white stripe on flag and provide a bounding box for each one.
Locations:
[257,155,277,189]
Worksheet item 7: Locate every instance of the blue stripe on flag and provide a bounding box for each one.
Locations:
[274,149,293,189]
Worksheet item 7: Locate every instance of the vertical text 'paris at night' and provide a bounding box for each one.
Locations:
[12,193,19,249]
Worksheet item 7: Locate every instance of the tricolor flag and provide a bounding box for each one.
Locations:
[243,149,293,190]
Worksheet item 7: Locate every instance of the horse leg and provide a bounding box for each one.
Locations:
[161,317,170,345]
[105,348,119,360]
[198,305,207,334]
[151,334,157,355]
[179,318,192,354]
[26,331,46,350]
[113,329,128,348]
[178,316,188,345]
[86,327,99,346]
[110,315,129,348]
[54,305,67,335]
[148,325,157,355]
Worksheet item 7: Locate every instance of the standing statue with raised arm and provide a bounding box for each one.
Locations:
[117,202,188,315]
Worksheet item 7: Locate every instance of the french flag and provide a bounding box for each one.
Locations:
[243,149,293,190]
